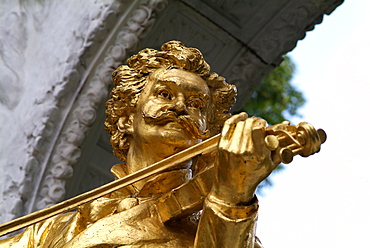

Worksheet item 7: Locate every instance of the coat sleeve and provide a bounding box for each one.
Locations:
[0,212,79,248]
[194,195,262,248]
[0,197,120,247]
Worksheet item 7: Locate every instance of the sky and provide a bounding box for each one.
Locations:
[257,1,370,247]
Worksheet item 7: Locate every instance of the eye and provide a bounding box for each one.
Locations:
[187,99,204,110]
[157,89,172,100]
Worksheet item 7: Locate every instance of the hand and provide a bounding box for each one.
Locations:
[210,112,279,205]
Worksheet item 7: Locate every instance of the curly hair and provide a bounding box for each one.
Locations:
[104,41,236,161]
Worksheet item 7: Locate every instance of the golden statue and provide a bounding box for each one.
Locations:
[0,41,325,247]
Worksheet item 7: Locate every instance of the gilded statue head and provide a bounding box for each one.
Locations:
[104,41,236,161]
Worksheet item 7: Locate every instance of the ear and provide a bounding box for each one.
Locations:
[118,115,134,135]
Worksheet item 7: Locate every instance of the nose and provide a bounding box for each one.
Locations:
[172,95,188,114]
[175,95,185,111]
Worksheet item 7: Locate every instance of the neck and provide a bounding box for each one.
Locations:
[126,137,193,190]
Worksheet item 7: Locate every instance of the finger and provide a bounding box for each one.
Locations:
[248,117,268,156]
[271,151,281,167]
[238,117,267,155]
[250,116,267,127]
[220,112,248,149]
[228,120,246,153]
[251,119,267,138]
[223,112,248,127]
[239,118,254,154]
[252,127,267,156]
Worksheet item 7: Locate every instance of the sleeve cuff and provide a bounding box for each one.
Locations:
[206,194,259,221]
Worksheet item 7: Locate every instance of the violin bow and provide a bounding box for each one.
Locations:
[0,134,219,237]
[0,121,326,237]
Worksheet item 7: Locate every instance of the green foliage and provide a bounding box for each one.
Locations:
[240,56,305,125]
[237,56,306,194]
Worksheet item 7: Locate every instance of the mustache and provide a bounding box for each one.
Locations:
[142,110,209,140]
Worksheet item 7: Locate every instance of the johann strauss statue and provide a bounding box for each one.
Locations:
[0,41,325,247]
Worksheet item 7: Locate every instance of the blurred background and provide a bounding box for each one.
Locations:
[258,1,370,247]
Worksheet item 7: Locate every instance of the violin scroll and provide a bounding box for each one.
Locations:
[264,121,326,164]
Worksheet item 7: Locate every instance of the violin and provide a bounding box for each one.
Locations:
[156,121,326,222]
[0,120,326,236]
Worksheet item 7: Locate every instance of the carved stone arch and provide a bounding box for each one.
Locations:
[0,0,343,224]
[24,0,169,214]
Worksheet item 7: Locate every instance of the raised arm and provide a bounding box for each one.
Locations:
[195,112,279,248]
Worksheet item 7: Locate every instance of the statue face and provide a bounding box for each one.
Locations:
[131,68,210,150]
